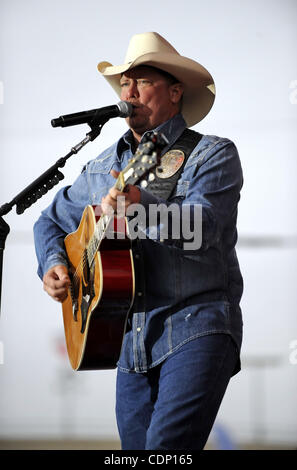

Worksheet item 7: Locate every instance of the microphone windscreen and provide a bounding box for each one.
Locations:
[117,101,133,117]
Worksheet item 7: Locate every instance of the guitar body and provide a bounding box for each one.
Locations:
[59,130,167,371]
[62,205,135,371]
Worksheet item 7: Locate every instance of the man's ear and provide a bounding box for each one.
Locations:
[169,82,184,104]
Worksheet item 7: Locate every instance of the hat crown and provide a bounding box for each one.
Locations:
[124,32,179,63]
[98,31,215,127]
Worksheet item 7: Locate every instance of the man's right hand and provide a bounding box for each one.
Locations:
[43,265,70,303]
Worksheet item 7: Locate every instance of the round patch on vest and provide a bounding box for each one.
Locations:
[156,150,185,179]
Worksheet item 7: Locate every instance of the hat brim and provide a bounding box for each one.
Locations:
[98,52,215,128]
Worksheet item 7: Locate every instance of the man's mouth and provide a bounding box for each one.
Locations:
[130,104,140,117]
[127,103,147,119]
[129,102,141,109]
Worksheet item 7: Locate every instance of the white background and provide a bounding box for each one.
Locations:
[0,0,296,448]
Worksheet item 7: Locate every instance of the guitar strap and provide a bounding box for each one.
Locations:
[144,128,203,201]
[128,129,203,325]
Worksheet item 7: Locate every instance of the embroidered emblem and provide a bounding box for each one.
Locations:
[156,150,185,179]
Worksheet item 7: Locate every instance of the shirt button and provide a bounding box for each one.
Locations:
[137,292,142,296]
[137,327,141,332]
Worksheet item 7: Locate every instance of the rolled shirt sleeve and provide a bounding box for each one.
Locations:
[33,170,90,279]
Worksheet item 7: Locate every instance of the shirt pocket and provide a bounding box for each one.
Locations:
[86,155,115,204]
[87,153,115,174]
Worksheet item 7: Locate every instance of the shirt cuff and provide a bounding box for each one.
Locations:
[43,253,69,277]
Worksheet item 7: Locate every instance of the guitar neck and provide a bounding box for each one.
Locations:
[86,170,129,266]
[86,134,168,267]
[114,171,127,192]
[87,212,111,265]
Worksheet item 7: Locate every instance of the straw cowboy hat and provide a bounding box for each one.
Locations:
[97,32,216,128]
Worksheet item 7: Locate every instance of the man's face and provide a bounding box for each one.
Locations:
[120,66,182,139]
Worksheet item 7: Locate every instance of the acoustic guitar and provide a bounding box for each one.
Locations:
[62,131,167,371]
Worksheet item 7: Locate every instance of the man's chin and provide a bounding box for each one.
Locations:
[127,116,152,136]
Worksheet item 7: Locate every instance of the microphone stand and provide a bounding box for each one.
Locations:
[0,118,108,318]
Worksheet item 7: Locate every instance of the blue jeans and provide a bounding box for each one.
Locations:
[116,333,239,450]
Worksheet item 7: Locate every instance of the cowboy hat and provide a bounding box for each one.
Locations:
[97,32,215,128]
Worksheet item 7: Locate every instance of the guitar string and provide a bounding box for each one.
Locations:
[68,142,157,302]
[71,213,111,290]
[70,188,125,296]
[70,162,132,294]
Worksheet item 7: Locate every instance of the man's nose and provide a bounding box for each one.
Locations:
[124,81,139,100]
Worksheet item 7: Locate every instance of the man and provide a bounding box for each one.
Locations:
[34,32,243,450]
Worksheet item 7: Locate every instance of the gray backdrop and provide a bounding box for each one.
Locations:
[0,0,296,448]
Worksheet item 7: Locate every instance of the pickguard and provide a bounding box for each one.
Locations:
[80,250,95,334]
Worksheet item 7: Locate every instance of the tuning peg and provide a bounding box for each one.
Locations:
[140,180,148,189]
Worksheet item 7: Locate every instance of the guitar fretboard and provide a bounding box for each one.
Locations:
[85,146,153,267]
[87,213,111,266]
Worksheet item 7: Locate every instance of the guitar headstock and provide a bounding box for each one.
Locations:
[116,131,168,191]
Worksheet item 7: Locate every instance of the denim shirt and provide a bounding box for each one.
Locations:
[33,113,243,374]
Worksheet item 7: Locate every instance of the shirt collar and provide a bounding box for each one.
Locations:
[116,113,187,159]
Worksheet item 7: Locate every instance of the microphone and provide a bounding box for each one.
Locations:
[51,101,133,128]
